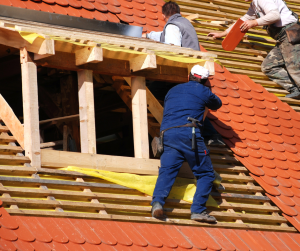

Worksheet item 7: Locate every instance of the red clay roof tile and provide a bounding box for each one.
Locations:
[277,232,300,250]
[235,230,264,251]
[219,229,249,251]
[248,231,277,251]
[9,0,27,8]
[37,218,68,243]
[86,220,117,245]
[0,207,18,230]
[0,226,17,241]
[13,239,34,251]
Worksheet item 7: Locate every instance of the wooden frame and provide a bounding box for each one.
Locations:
[20,48,41,168]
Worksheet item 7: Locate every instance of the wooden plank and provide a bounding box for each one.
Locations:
[220,174,253,182]
[40,149,242,178]
[131,77,149,159]
[1,197,286,224]
[0,145,23,155]
[129,53,157,72]
[0,176,137,193]
[39,114,79,125]
[211,192,270,203]
[213,164,248,173]
[0,134,16,143]
[40,140,63,149]
[0,95,24,148]
[75,45,103,66]
[78,70,96,154]
[220,183,263,193]
[33,38,55,60]
[7,209,296,232]
[0,126,9,133]
[0,155,30,165]
[0,185,279,213]
[21,48,41,167]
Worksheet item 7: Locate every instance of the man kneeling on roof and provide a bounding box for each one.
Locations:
[151,65,222,222]
[208,0,300,100]
[144,1,225,147]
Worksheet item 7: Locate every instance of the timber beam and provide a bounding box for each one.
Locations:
[34,51,188,83]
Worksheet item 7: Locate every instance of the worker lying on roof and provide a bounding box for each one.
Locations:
[208,0,300,100]
[151,65,222,223]
[144,1,225,147]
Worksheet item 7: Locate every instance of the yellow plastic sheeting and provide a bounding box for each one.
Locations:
[18,32,43,44]
[64,166,219,208]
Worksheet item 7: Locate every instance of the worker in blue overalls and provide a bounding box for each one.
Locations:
[151,65,222,222]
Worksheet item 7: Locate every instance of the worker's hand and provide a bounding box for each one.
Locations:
[142,33,147,38]
[207,32,226,39]
[240,20,258,32]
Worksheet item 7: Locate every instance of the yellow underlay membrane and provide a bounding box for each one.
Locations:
[63,166,219,208]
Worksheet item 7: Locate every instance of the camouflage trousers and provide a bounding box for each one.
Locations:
[261,35,300,92]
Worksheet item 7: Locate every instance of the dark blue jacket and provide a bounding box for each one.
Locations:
[160,81,222,132]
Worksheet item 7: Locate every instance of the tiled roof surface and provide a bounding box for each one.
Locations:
[0,200,299,251]
[205,61,300,232]
[0,0,166,33]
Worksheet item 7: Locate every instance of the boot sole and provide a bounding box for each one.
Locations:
[191,217,217,223]
[152,208,164,218]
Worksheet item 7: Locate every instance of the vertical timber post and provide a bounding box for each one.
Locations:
[20,48,41,167]
[131,76,149,159]
[77,70,96,154]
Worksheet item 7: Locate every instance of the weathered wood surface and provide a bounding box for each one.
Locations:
[0,95,24,148]
[78,70,97,154]
[21,48,41,167]
[131,77,149,159]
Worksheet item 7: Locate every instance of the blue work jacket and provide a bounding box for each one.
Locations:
[160,81,222,132]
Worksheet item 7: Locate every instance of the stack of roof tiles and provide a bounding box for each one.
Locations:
[0,200,300,251]
[206,62,300,232]
[1,0,166,33]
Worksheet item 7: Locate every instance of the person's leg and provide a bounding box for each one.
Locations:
[280,40,300,94]
[151,145,185,207]
[261,45,297,92]
[184,146,215,214]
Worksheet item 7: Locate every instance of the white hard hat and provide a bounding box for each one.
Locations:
[190,65,209,79]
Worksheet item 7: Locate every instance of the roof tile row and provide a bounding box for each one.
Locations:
[206,62,300,231]
[0,200,300,251]
[1,0,165,33]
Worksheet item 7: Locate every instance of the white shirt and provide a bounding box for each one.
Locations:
[147,24,182,46]
[243,0,297,27]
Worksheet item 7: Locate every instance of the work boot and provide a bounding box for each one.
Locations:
[206,134,226,147]
[191,211,217,223]
[151,201,164,218]
[286,87,300,100]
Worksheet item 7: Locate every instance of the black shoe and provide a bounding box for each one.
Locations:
[207,134,226,147]
[191,211,217,223]
[286,87,300,99]
[151,201,164,218]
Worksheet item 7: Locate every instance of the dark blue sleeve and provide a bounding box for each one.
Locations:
[204,88,222,110]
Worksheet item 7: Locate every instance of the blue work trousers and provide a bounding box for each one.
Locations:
[151,127,215,213]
